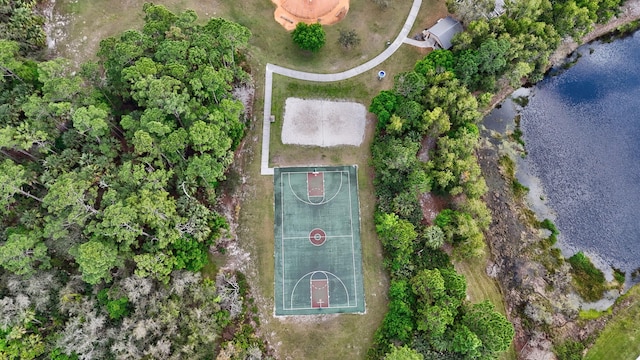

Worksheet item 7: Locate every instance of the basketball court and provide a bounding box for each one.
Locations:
[274,165,365,315]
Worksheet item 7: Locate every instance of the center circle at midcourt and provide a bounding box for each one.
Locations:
[309,228,327,246]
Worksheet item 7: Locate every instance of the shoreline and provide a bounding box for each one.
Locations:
[484,0,640,113]
[549,0,640,67]
[478,3,640,358]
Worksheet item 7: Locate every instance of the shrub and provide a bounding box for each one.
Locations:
[106,297,130,320]
[554,339,585,360]
[338,29,360,49]
[291,22,325,52]
[539,219,559,235]
[613,267,626,284]
[567,252,606,301]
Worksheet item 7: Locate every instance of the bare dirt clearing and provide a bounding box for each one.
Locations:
[281,98,366,147]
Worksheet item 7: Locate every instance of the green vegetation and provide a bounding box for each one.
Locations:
[586,284,640,360]
[568,252,607,301]
[579,308,611,320]
[554,339,586,360]
[510,115,526,150]
[367,0,629,352]
[539,219,560,235]
[613,267,626,284]
[368,49,514,358]
[291,22,326,52]
[0,4,267,358]
[615,20,640,36]
[2,0,638,356]
[0,0,46,53]
[511,180,530,197]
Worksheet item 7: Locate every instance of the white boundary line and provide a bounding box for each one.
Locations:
[286,171,344,205]
[279,169,359,311]
[288,271,350,310]
[348,172,358,306]
[282,235,353,240]
[280,172,286,309]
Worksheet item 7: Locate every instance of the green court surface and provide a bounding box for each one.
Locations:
[274,166,365,315]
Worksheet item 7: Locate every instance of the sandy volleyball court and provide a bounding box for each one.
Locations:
[281,98,366,147]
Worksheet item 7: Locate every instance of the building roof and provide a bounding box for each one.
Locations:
[426,16,463,50]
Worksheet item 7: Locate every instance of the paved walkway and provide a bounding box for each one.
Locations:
[261,0,426,175]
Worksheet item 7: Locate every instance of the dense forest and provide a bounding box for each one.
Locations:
[367,0,624,356]
[1,3,267,359]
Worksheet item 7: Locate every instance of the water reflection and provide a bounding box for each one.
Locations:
[484,31,640,287]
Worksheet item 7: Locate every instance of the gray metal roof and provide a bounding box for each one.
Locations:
[426,16,463,50]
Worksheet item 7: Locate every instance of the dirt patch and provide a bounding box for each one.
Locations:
[419,192,448,225]
[281,98,366,147]
[272,0,350,30]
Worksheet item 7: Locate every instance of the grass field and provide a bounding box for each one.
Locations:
[455,249,518,360]
[51,0,445,72]
[585,284,640,360]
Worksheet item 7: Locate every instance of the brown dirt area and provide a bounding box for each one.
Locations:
[272,0,350,30]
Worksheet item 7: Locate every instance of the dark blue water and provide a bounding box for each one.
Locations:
[519,30,640,276]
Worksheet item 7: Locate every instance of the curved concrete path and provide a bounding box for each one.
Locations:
[261,0,425,175]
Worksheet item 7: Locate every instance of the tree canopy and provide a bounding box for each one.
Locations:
[291,22,326,52]
[0,4,268,358]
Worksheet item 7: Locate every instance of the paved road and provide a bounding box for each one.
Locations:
[261,0,425,175]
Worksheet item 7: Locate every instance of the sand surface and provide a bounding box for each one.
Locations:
[281,98,366,147]
[272,0,349,30]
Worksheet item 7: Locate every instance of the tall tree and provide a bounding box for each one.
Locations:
[0,230,50,276]
[74,239,120,284]
[291,22,326,52]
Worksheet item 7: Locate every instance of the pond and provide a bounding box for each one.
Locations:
[485,30,640,284]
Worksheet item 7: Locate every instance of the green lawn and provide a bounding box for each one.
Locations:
[455,249,518,360]
[585,284,640,360]
[52,0,446,72]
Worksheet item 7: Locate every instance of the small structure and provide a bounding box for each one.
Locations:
[377,70,386,80]
[422,16,463,50]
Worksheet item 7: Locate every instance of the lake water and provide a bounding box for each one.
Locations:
[485,30,640,281]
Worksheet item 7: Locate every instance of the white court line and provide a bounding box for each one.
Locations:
[280,172,286,310]
[348,170,358,306]
[287,271,351,310]
[282,235,353,240]
[286,172,344,206]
